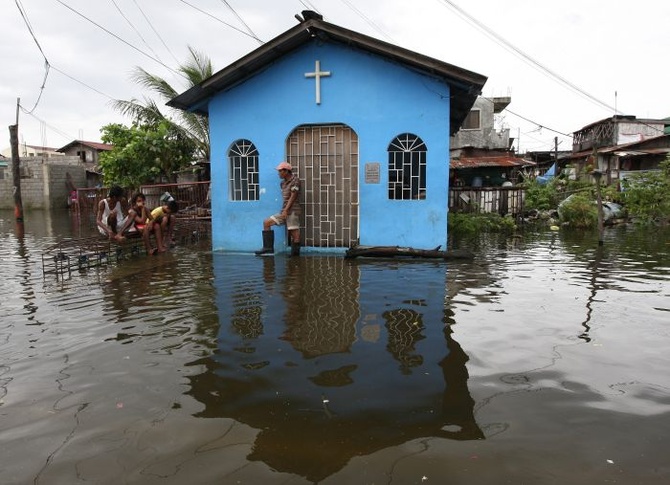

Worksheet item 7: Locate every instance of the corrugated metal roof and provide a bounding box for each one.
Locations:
[57,140,113,152]
[168,15,487,136]
[568,134,670,159]
[450,155,535,169]
[611,148,670,156]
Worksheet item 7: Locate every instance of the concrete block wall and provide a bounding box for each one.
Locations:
[0,156,85,209]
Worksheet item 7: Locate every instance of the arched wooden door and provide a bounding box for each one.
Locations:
[286,124,359,248]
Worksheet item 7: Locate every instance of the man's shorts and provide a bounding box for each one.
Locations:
[98,215,128,236]
[270,212,300,231]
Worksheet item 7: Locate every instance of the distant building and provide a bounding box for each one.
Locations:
[56,140,113,164]
[57,140,112,187]
[0,144,64,159]
[568,115,668,184]
[449,96,532,186]
[450,96,513,151]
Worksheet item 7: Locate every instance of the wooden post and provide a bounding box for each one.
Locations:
[593,170,604,246]
[10,124,24,224]
[10,98,24,235]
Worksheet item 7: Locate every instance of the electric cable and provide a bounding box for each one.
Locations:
[55,0,183,77]
[177,0,263,43]
[436,0,619,114]
[218,0,263,43]
[131,0,181,65]
[14,0,50,113]
[339,0,394,42]
[110,0,164,63]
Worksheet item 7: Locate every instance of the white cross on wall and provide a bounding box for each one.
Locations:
[304,60,331,105]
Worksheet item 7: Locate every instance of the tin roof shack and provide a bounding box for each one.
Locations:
[169,11,486,253]
[448,96,532,186]
[450,147,534,187]
[601,134,670,186]
[569,116,666,184]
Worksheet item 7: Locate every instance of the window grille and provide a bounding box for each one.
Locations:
[229,139,259,201]
[388,133,426,200]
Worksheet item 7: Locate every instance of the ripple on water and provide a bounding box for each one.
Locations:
[1,215,670,483]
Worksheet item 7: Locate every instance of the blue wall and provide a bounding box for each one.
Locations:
[208,40,451,252]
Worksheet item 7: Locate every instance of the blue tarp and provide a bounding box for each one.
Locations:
[536,163,556,185]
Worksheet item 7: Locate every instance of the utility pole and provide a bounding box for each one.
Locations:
[10,97,24,233]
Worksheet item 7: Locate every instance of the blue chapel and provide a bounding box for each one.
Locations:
[170,11,487,253]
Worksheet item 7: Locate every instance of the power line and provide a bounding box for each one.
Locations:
[131,0,181,65]
[218,0,263,44]
[14,0,48,60]
[504,107,572,138]
[177,0,264,43]
[110,0,164,63]
[14,0,50,113]
[21,109,79,142]
[55,0,183,77]
[339,0,394,42]
[436,0,619,114]
[50,65,116,101]
[299,0,320,13]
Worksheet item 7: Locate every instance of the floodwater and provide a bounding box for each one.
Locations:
[1,209,669,485]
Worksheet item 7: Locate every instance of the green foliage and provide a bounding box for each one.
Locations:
[448,212,517,235]
[558,193,598,228]
[523,179,559,211]
[112,47,212,162]
[99,121,196,189]
[619,158,670,224]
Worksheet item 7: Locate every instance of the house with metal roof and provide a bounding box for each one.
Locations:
[566,115,668,185]
[170,11,487,253]
[56,140,113,164]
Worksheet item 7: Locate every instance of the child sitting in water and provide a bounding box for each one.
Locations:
[148,199,179,253]
[120,193,158,254]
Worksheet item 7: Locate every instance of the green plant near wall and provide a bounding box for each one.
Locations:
[620,157,670,224]
[558,193,598,228]
[448,212,517,235]
[523,179,559,211]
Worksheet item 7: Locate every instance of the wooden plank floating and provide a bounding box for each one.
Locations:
[344,245,474,260]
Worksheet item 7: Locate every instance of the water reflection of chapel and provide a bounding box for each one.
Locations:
[185,255,483,482]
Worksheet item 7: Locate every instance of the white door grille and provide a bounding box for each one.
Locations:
[286,125,359,248]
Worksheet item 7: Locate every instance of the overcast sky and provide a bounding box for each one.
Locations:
[2,0,669,155]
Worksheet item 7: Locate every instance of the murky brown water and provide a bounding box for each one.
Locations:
[1,209,669,484]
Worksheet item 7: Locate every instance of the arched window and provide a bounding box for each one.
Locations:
[388,133,426,200]
[229,139,259,201]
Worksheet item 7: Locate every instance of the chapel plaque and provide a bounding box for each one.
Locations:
[365,162,380,184]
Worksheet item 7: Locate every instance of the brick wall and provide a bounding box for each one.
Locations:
[0,156,86,209]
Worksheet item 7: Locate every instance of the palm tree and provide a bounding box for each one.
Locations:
[112,46,212,162]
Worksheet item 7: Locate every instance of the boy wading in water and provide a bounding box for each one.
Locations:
[255,162,302,256]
